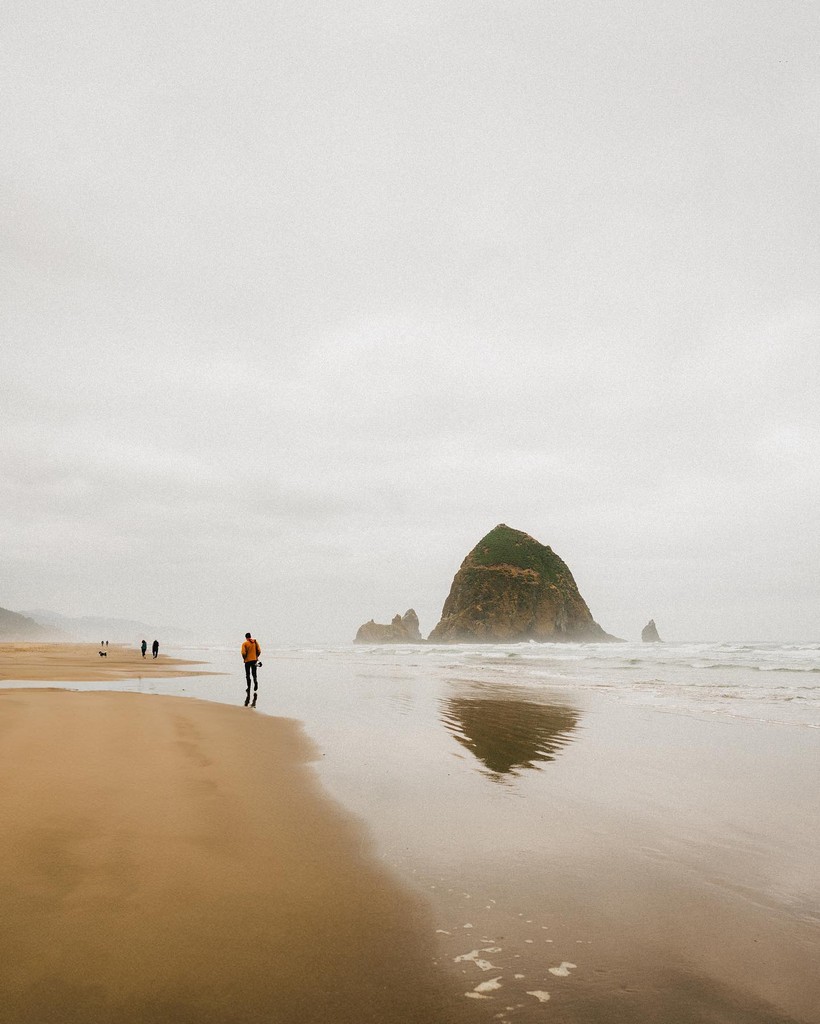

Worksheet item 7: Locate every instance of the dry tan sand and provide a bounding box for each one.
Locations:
[0,642,215,682]
[0,689,465,1024]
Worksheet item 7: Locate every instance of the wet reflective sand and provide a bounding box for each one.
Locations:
[254,649,820,1024]
[440,696,580,778]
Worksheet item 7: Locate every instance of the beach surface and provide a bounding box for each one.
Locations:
[0,642,215,683]
[0,688,465,1024]
[1,640,817,1024]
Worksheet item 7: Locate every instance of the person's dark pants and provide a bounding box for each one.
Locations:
[244,660,258,706]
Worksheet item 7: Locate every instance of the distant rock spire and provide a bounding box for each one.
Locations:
[641,619,662,643]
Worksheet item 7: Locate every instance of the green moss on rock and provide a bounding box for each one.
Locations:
[469,524,574,584]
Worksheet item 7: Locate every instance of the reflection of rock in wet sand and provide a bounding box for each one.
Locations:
[441,696,580,777]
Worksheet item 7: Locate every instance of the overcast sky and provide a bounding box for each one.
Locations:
[1,0,817,643]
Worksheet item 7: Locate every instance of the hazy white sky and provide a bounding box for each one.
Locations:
[2,0,817,643]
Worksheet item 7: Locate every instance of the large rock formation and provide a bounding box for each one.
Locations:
[354,609,423,644]
[428,525,615,643]
[641,619,662,642]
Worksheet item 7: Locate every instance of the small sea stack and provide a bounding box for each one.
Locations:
[354,609,423,644]
[641,619,662,642]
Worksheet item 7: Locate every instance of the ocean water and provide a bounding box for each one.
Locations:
[172,638,820,727]
[400,639,820,728]
[6,640,820,1021]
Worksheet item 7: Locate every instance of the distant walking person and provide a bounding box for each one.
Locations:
[241,632,261,707]
[141,640,147,658]
[151,639,159,659]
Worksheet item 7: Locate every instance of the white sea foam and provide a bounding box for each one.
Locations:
[549,961,577,977]
[474,977,503,993]
[465,975,503,1000]
[526,990,551,1002]
[454,947,502,971]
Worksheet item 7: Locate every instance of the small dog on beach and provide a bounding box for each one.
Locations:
[98,650,107,657]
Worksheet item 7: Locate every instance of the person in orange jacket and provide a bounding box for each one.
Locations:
[241,632,261,707]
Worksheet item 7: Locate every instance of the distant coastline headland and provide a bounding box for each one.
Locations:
[0,606,195,644]
[0,606,60,641]
[355,524,620,644]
